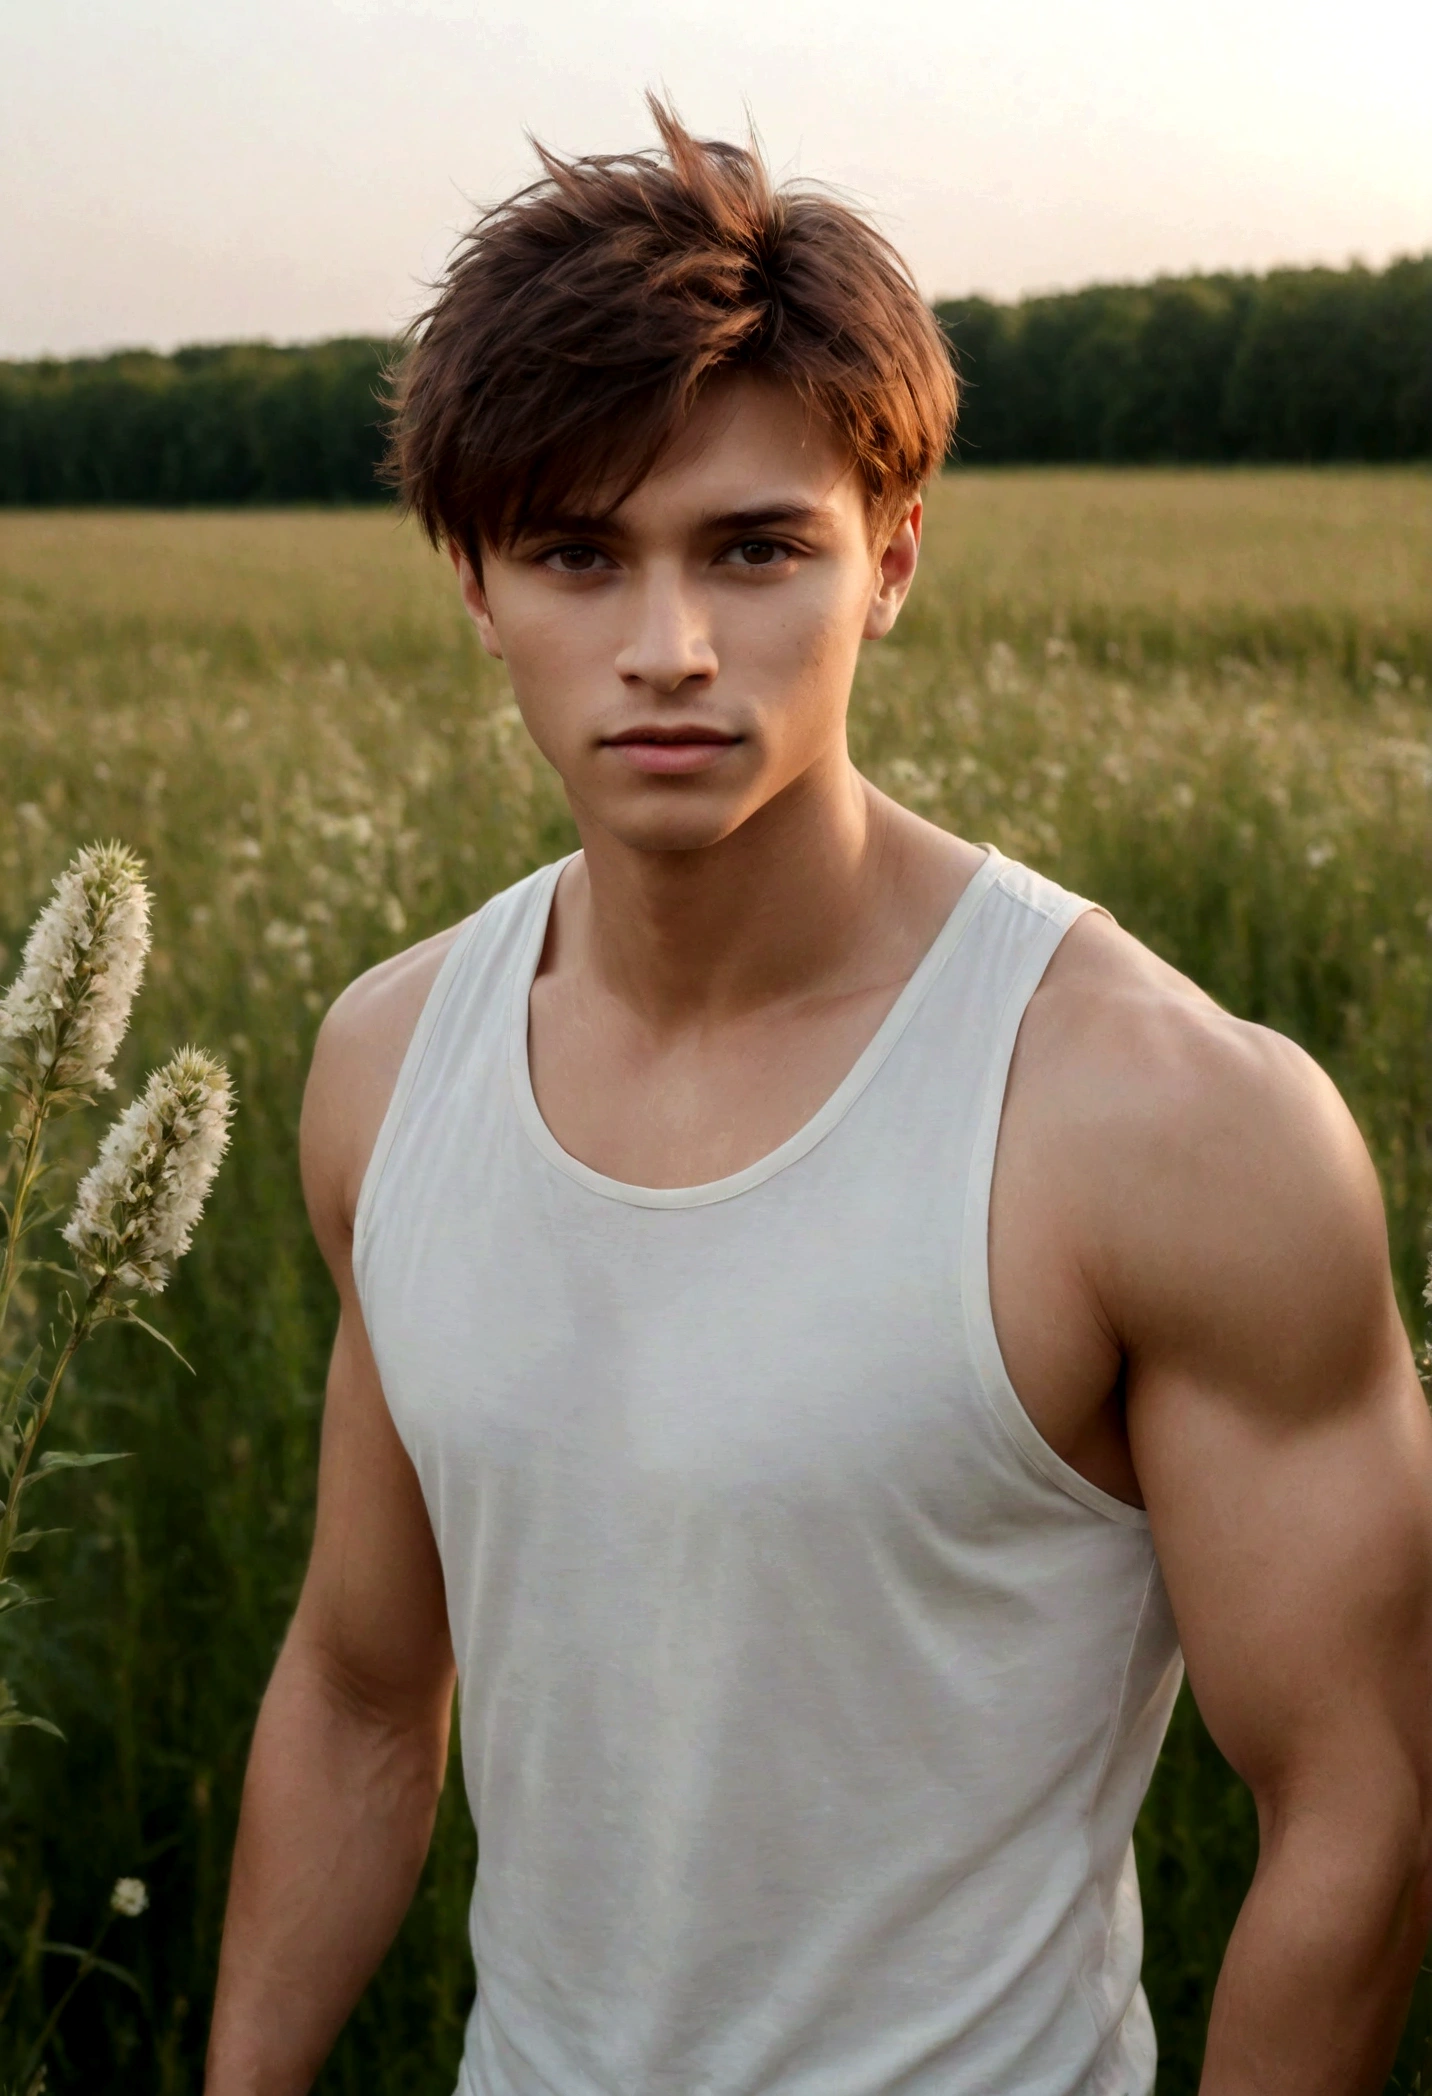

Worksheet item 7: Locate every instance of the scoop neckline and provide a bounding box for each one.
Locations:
[507,845,1006,1210]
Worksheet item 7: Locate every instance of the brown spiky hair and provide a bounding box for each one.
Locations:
[386,96,957,561]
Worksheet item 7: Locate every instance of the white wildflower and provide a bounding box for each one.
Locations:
[0,843,151,1104]
[110,1877,149,1918]
[64,1049,235,1296]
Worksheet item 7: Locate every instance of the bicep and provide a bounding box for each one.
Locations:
[1134,1331,1432,1806]
[1123,1054,1432,1806]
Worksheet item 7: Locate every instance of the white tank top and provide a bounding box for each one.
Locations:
[353,845,1184,2096]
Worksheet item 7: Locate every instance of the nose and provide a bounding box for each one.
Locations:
[613,569,717,696]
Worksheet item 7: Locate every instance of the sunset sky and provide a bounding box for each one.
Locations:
[4,0,1428,359]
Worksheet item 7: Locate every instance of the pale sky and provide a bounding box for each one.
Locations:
[3,0,1429,359]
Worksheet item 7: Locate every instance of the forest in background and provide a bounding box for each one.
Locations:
[937,254,1432,463]
[0,255,1428,506]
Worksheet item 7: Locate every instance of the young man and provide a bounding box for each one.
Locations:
[206,105,1432,2096]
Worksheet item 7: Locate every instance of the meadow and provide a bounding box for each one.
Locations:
[0,468,1430,2091]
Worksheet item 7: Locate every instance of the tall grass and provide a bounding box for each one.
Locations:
[0,470,1429,2092]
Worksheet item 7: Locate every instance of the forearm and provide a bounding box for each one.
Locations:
[1199,1803,1432,2096]
[205,1628,453,2096]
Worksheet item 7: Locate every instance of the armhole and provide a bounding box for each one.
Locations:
[351,907,487,1286]
[960,892,1151,1529]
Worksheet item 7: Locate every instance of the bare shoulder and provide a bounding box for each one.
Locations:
[299,922,467,1273]
[1016,908,1397,1412]
[1026,906,1349,1145]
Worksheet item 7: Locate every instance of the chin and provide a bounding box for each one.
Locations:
[591,786,760,856]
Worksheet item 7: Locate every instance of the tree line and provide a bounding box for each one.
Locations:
[0,339,392,505]
[1,256,1427,504]
[936,256,1431,465]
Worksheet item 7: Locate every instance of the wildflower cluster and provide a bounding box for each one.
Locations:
[0,842,150,1115]
[65,1050,234,1298]
[1,843,234,1725]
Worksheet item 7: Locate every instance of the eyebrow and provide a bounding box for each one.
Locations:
[697,502,840,535]
[513,500,841,544]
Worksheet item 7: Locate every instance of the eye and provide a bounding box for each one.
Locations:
[541,544,612,573]
[721,538,793,569]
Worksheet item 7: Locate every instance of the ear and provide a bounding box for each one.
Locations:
[449,540,504,660]
[863,502,922,642]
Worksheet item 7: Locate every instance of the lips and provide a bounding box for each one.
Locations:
[600,724,743,775]
[602,725,741,747]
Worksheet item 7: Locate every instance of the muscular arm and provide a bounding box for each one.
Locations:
[206,942,458,2095]
[1113,1011,1432,2093]
[998,913,1432,2088]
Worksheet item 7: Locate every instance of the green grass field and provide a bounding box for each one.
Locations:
[1,470,1430,2092]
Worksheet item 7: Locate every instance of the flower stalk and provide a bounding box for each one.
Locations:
[0,1113,47,1357]
[0,1278,111,1611]
[0,845,233,1747]
[12,1878,149,2091]
[0,842,232,2081]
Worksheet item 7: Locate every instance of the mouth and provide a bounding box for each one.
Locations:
[600,724,744,776]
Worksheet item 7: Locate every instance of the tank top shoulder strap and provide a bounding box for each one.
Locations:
[942,850,1138,1523]
[911,847,1103,1075]
[980,847,1101,936]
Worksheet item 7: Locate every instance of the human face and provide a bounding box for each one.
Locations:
[450,377,921,854]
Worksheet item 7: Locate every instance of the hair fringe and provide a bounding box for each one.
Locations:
[385,93,957,557]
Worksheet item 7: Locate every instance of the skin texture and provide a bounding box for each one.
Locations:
[206,375,1432,2095]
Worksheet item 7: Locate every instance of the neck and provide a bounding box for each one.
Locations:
[562,747,902,1029]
